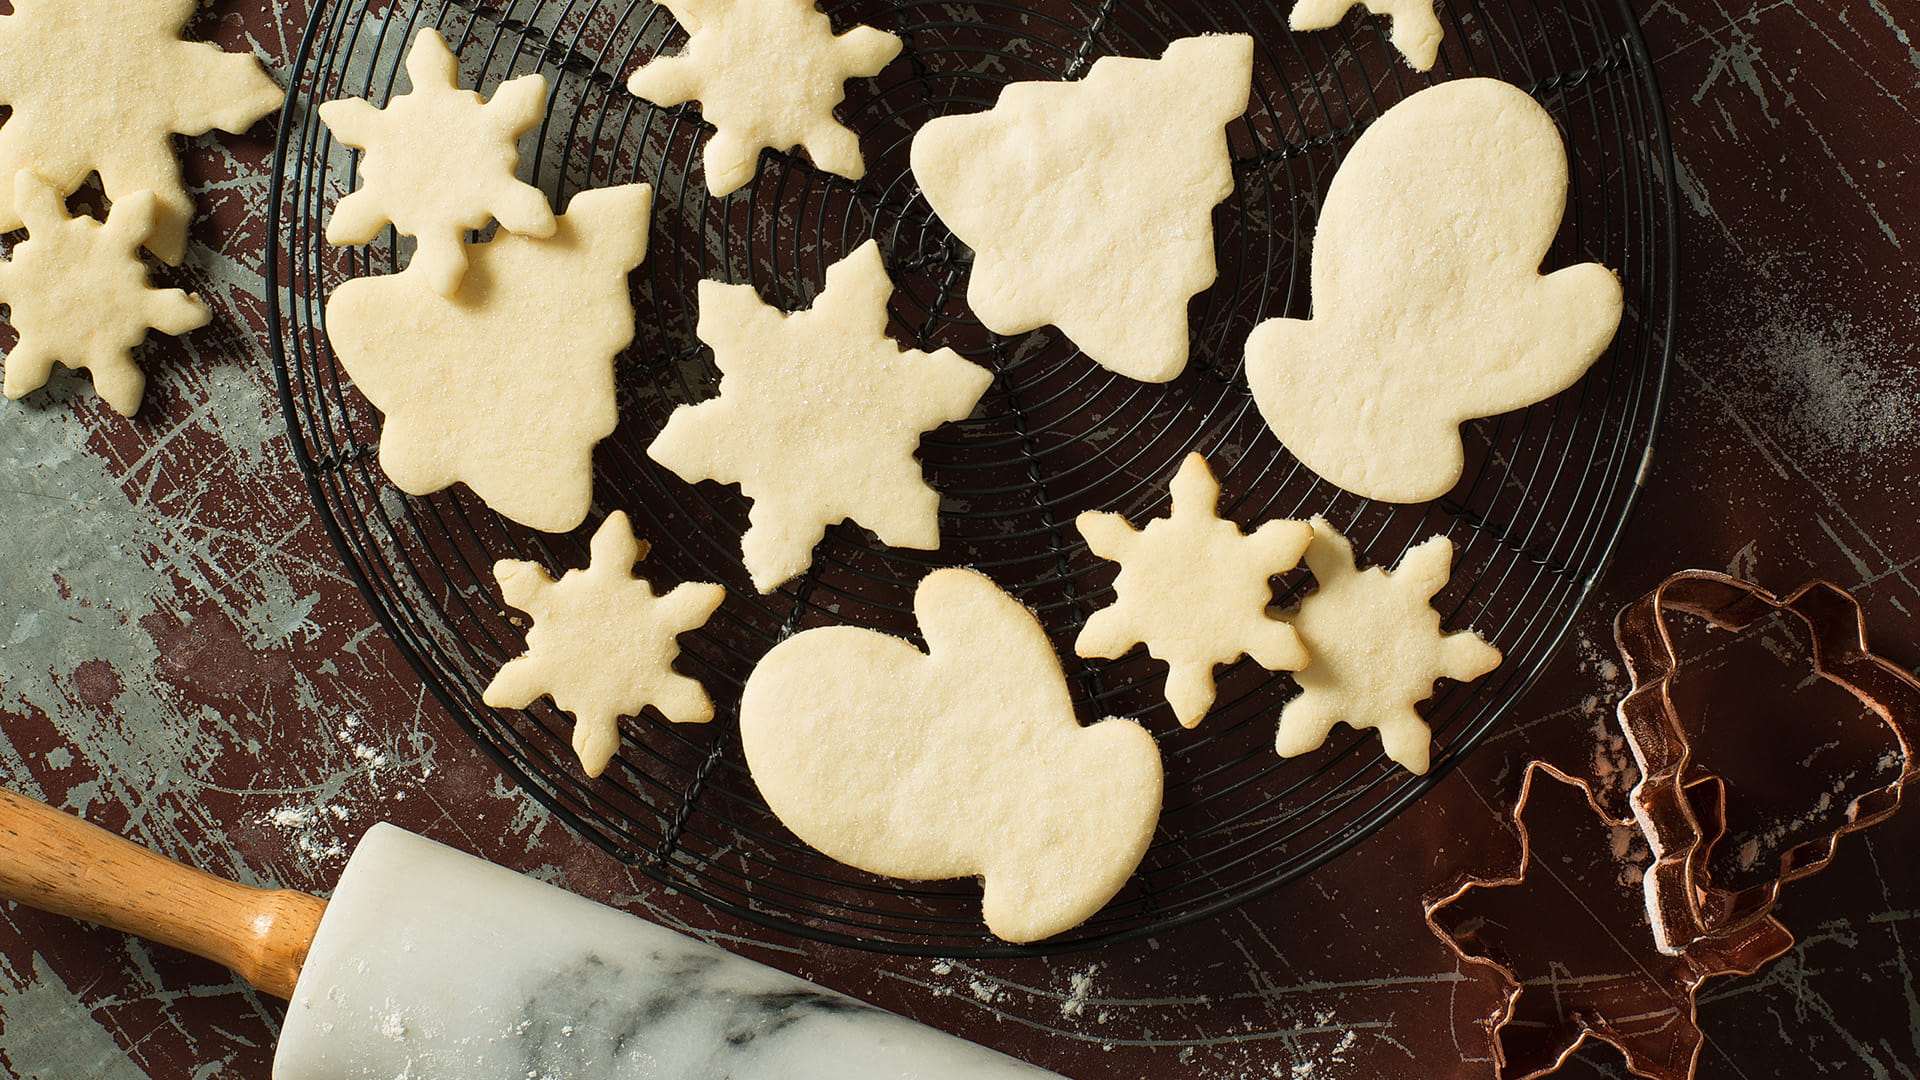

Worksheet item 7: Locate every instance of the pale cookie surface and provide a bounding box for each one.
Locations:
[1289,0,1444,71]
[647,240,991,592]
[626,0,901,197]
[0,172,210,415]
[485,511,726,778]
[324,183,652,533]
[1245,77,1623,503]
[740,567,1164,943]
[1076,453,1312,728]
[1275,519,1501,775]
[910,34,1251,383]
[321,28,555,298]
[0,0,282,266]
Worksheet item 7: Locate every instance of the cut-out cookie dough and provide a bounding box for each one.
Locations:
[1276,519,1501,775]
[0,172,211,415]
[626,0,901,197]
[740,567,1163,943]
[485,511,725,778]
[910,34,1252,383]
[321,28,555,298]
[647,240,992,592]
[0,0,283,266]
[1077,453,1312,728]
[1290,0,1444,71]
[324,183,652,533]
[1244,78,1623,503]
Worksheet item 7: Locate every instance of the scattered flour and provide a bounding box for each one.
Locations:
[1726,305,1920,470]
[263,802,349,861]
[1060,963,1101,1019]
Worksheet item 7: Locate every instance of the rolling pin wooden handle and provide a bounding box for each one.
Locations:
[0,786,326,999]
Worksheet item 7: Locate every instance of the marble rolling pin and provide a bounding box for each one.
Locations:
[0,787,1061,1079]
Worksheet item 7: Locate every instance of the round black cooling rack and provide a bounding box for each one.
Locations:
[267,0,1677,956]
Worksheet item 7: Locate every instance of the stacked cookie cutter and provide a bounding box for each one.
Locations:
[1426,570,1920,1080]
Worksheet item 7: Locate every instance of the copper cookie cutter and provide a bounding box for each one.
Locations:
[1423,761,1795,1080]
[1613,570,1920,954]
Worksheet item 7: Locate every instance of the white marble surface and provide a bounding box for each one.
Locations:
[275,825,1060,1080]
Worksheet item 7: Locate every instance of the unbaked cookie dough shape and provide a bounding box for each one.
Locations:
[0,0,283,266]
[321,28,556,297]
[485,512,725,778]
[1275,519,1501,775]
[647,240,992,592]
[626,0,902,197]
[0,172,211,415]
[323,183,653,533]
[1289,0,1444,71]
[1244,78,1623,503]
[1077,453,1312,728]
[909,34,1252,383]
[740,567,1164,943]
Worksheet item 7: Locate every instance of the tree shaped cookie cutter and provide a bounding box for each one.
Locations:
[1613,570,1920,955]
[1422,761,1795,1080]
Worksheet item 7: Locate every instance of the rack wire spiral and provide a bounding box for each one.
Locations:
[267,0,1676,956]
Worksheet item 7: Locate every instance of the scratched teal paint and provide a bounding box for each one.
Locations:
[0,953,152,1080]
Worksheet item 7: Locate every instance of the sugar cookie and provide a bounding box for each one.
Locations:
[0,0,283,265]
[740,567,1163,943]
[1289,0,1444,71]
[647,240,992,591]
[626,0,901,197]
[485,511,725,777]
[1077,453,1312,728]
[1244,78,1623,503]
[321,28,556,297]
[910,34,1252,383]
[323,183,652,533]
[1275,519,1501,775]
[0,173,210,415]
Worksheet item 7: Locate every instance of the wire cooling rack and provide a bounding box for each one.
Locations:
[267,0,1675,956]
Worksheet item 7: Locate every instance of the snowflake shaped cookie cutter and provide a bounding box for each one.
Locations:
[1076,453,1311,728]
[1422,761,1795,1080]
[1612,570,1920,955]
[0,0,283,265]
[320,28,555,297]
[0,171,211,415]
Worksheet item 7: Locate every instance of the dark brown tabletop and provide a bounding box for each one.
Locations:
[1,1,1916,1078]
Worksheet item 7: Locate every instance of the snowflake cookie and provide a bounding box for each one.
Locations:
[485,512,725,777]
[1289,0,1445,70]
[320,28,556,297]
[910,34,1252,383]
[0,172,211,415]
[1076,453,1312,728]
[323,183,653,533]
[740,567,1163,942]
[647,240,992,592]
[626,0,902,197]
[1275,519,1501,775]
[1244,78,1623,502]
[0,0,283,266]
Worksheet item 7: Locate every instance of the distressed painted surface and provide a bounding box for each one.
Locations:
[0,1,1917,1079]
